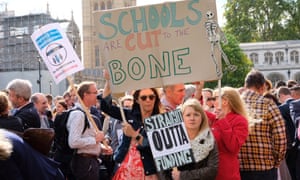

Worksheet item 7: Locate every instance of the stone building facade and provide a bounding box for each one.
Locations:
[80,0,136,88]
[240,40,300,85]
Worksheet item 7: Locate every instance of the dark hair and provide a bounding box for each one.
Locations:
[244,69,266,89]
[277,86,291,96]
[63,91,71,98]
[132,88,161,116]
[264,92,281,106]
[275,80,287,89]
[287,80,298,88]
[57,100,68,110]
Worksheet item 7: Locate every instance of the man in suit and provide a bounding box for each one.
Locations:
[31,93,53,129]
[278,86,297,180]
[6,79,40,130]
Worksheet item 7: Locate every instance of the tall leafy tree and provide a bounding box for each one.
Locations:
[205,34,253,89]
[224,0,290,42]
[285,0,300,39]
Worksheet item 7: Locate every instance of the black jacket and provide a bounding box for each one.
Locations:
[0,115,24,132]
[14,102,40,129]
[99,95,157,176]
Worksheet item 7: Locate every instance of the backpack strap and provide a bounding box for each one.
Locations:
[71,108,90,134]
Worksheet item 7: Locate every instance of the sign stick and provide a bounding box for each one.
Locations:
[118,99,127,123]
[218,79,222,109]
[67,76,100,133]
[67,76,110,148]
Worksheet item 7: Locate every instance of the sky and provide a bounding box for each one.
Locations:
[6,0,226,33]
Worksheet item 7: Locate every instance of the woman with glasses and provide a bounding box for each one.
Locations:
[212,87,249,180]
[98,70,162,180]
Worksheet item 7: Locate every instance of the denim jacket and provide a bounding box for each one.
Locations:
[99,95,157,175]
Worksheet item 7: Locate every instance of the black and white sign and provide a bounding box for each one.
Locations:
[144,109,195,171]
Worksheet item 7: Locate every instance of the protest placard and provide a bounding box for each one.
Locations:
[31,23,84,84]
[94,0,220,93]
[144,109,195,171]
[31,23,103,136]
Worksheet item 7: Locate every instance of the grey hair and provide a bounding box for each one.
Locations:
[6,79,32,101]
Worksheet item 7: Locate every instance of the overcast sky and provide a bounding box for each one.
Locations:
[6,0,226,29]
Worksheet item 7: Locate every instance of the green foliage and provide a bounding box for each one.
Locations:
[224,0,291,42]
[284,0,300,40]
[205,34,253,89]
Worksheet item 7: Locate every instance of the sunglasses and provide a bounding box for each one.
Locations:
[207,97,216,101]
[139,94,156,101]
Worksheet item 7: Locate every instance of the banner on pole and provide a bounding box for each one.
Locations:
[31,23,84,84]
[94,0,220,93]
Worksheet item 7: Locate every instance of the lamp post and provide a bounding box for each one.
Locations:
[285,44,289,64]
[37,56,42,92]
[49,80,52,95]
[288,69,291,80]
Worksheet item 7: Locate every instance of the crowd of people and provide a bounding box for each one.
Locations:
[0,68,300,180]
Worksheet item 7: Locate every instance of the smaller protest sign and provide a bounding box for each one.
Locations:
[31,23,84,84]
[144,109,195,171]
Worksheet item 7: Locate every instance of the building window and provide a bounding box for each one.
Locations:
[290,50,299,64]
[275,51,284,64]
[250,53,258,64]
[95,46,100,67]
[264,52,273,65]
[295,73,300,83]
[101,2,105,10]
[94,3,98,11]
[107,0,112,9]
[124,0,132,7]
[267,73,284,86]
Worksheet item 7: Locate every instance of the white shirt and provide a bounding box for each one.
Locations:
[66,105,101,155]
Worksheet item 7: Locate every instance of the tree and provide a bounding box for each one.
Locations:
[285,0,300,39]
[205,33,253,89]
[223,0,290,42]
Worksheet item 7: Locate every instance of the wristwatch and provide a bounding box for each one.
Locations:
[135,134,142,141]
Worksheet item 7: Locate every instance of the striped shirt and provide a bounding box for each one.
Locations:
[239,89,286,171]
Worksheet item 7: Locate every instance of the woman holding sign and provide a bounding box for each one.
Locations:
[160,98,218,180]
[99,70,162,180]
[211,87,249,180]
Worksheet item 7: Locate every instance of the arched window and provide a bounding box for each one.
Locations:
[250,53,258,64]
[93,3,98,10]
[264,52,273,65]
[290,50,299,64]
[267,73,284,86]
[275,51,284,64]
[124,0,131,7]
[101,1,105,10]
[107,0,112,9]
[295,72,300,83]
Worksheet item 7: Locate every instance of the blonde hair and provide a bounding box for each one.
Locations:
[220,87,249,123]
[180,98,209,133]
[0,130,12,160]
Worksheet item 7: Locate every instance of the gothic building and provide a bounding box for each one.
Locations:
[80,0,136,88]
[0,4,81,96]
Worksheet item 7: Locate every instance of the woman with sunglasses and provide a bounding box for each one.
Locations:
[98,70,162,180]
